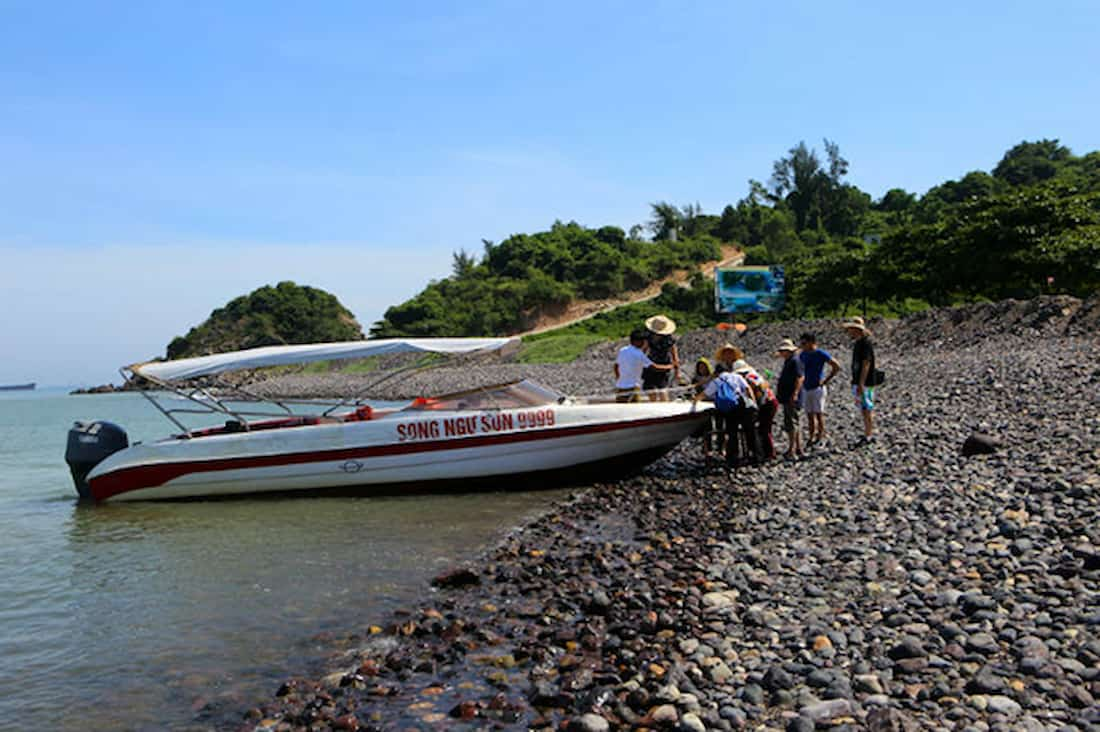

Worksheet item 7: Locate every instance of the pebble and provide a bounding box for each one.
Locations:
[986,695,1022,716]
[570,713,610,732]
[650,704,679,724]
[800,698,852,721]
[680,711,706,732]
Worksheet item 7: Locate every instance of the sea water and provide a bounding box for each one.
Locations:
[0,390,564,730]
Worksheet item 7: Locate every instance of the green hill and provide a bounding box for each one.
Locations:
[375,138,1100,342]
[166,281,363,359]
[371,221,722,338]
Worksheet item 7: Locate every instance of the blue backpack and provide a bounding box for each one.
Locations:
[714,377,740,413]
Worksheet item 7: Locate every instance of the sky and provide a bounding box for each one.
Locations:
[2,0,1099,385]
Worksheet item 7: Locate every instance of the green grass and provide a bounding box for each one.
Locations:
[525,302,717,343]
[338,357,382,374]
[298,360,334,375]
[263,355,383,376]
[516,334,607,363]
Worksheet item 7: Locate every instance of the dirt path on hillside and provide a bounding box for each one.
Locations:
[519,245,743,336]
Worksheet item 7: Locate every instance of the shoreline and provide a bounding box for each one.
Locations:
[222,301,1100,730]
[248,295,1097,403]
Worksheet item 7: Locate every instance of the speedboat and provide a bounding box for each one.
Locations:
[65,338,708,502]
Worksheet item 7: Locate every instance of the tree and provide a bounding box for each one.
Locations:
[648,202,682,241]
[993,139,1072,186]
[716,204,740,242]
[768,139,856,234]
[451,249,477,279]
[875,188,916,213]
[769,141,825,232]
[822,184,872,237]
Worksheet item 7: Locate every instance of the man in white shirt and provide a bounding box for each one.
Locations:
[614,329,672,402]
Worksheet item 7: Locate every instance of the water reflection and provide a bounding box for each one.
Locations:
[48,491,567,731]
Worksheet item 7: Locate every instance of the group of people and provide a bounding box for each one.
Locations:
[613,313,879,469]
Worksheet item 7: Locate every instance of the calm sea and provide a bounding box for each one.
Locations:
[0,390,565,731]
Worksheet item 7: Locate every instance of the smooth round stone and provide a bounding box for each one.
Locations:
[910,569,934,586]
[650,704,679,725]
[854,674,885,694]
[786,717,814,732]
[719,705,745,724]
[966,632,999,654]
[741,684,765,705]
[570,713,610,732]
[986,695,1022,716]
[799,698,853,721]
[680,712,707,732]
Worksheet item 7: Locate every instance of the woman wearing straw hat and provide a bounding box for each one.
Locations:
[709,342,745,455]
[843,316,876,446]
[713,343,743,371]
[642,314,680,401]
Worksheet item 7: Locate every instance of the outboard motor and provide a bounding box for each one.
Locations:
[65,421,128,500]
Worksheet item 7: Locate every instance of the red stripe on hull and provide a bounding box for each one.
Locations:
[89,412,704,501]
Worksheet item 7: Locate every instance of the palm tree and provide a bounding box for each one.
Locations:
[769,139,848,232]
[648,201,683,241]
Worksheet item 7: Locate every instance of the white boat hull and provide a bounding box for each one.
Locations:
[85,401,707,502]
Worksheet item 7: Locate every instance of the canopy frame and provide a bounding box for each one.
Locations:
[122,337,520,437]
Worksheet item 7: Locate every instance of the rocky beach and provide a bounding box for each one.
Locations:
[231,297,1099,731]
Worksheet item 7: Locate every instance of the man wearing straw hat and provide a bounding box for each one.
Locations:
[843,316,877,446]
[773,338,805,458]
[642,314,681,401]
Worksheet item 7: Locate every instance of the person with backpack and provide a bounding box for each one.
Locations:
[843,316,879,446]
[733,359,778,461]
[697,363,760,468]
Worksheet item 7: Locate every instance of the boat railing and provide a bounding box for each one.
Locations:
[570,384,699,405]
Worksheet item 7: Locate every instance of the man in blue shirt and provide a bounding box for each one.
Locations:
[798,332,840,447]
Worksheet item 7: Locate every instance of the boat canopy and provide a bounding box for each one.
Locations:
[131,337,520,383]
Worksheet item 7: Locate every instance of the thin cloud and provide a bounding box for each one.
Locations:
[0,241,451,386]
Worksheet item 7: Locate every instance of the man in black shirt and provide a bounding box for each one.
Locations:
[773,338,805,458]
[642,314,680,401]
[843,316,876,445]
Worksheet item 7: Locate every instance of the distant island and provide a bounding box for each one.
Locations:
[165,281,364,359]
[70,283,362,395]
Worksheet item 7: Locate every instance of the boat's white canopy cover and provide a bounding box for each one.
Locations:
[131,337,520,382]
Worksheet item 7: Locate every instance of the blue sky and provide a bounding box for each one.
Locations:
[2,0,1099,384]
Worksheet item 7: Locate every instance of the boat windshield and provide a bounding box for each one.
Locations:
[402,379,563,411]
